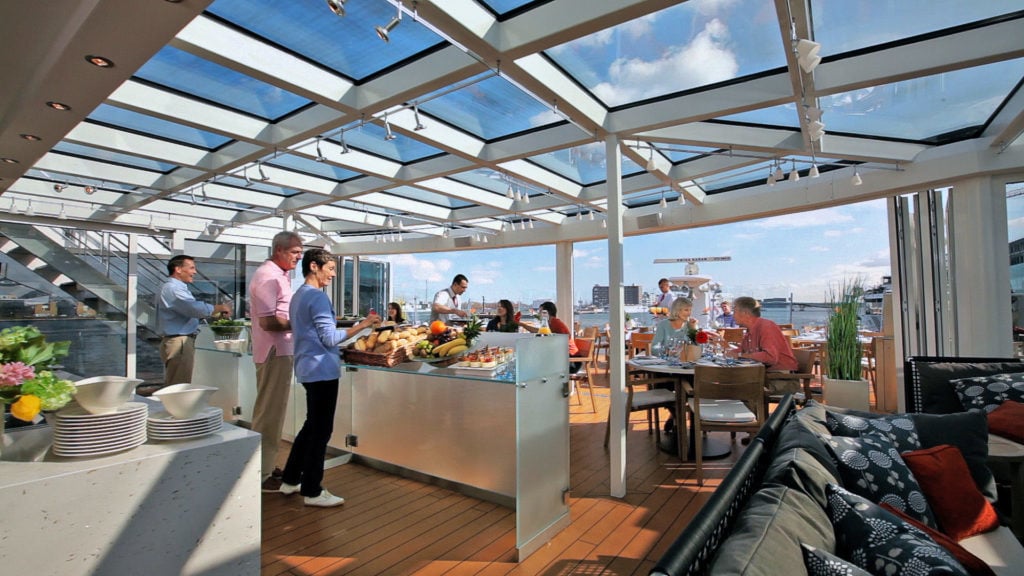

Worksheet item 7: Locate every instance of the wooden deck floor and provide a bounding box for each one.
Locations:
[261,360,745,576]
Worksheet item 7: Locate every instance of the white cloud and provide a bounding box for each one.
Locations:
[387,254,451,284]
[753,207,854,229]
[592,18,739,106]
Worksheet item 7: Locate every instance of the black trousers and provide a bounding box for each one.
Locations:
[282,378,339,497]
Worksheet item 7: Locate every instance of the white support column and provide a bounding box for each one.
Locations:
[555,242,574,332]
[606,135,627,498]
[126,234,138,379]
[949,177,1013,356]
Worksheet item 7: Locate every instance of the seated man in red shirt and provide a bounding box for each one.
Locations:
[730,296,798,395]
[522,301,580,373]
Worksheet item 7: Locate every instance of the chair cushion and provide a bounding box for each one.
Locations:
[910,411,996,501]
[825,409,922,452]
[986,400,1024,444]
[801,543,872,576]
[689,398,755,422]
[823,432,938,527]
[900,445,999,542]
[708,486,835,576]
[825,484,969,576]
[952,372,1024,413]
[916,361,1024,414]
[630,388,675,410]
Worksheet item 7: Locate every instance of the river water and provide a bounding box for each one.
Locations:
[573,307,831,330]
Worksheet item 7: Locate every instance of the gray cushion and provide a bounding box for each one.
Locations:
[911,410,996,501]
[952,372,1024,413]
[774,413,841,482]
[764,447,841,511]
[915,361,1024,414]
[708,485,835,576]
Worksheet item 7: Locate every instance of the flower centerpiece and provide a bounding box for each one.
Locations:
[680,323,710,362]
[0,326,76,424]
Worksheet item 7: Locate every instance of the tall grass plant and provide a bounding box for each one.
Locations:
[825,278,865,381]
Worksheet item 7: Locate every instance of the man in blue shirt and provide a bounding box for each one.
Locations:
[156,254,231,385]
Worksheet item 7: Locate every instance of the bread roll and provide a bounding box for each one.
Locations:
[366,332,379,349]
[378,329,392,342]
[354,338,367,351]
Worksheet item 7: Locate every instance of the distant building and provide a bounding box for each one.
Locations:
[591,284,642,307]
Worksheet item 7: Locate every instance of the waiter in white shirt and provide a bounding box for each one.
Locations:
[652,278,675,319]
[429,274,469,323]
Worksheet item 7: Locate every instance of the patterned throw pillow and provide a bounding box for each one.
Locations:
[801,543,871,576]
[823,433,937,527]
[825,410,921,452]
[951,371,1024,413]
[825,484,969,576]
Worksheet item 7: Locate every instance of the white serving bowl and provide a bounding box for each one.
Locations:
[153,383,218,419]
[214,340,231,351]
[73,376,144,414]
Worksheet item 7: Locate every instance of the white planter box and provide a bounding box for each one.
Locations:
[823,377,870,411]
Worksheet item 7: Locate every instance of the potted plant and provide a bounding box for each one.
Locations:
[823,278,870,410]
[209,317,246,341]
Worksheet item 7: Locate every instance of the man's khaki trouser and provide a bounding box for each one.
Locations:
[252,347,294,479]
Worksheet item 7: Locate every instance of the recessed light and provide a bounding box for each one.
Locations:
[85,55,115,68]
[20,134,41,141]
[1,157,19,164]
[46,101,72,111]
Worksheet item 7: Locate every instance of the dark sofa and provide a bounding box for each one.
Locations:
[650,389,1024,576]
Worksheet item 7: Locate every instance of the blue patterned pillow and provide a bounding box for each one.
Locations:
[823,433,937,527]
[825,484,968,576]
[801,543,872,576]
[825,410,921,452]
[952,372,1024,413]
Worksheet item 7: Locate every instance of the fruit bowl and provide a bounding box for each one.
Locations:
[153,383,218,419]
[73,375,144,414]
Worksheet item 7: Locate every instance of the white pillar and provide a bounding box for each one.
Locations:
[555,241,574,331]
[605,135,627,498]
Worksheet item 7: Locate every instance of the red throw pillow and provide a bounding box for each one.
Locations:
[988,400,1024,444]
[879,503,996,576]
[901,444,1000,541]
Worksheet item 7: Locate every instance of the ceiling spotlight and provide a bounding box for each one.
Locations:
[413,105,426,131]
[53,183,67,192]
[363,209,370,224]
[851,167,863,186]
[646,148,657,172]
[442,227,449,239]
[601,218,607,229]
[528,219,534,229]
[809,163,820,178]
[577,209,583,222]
[375,3,402,42]
[46,101,72,111]
[795,39,821,73]
[767,169,776,187]
[383,113,397,141]
[773,163,784,182]
[659,193,667,209]
[385,215,394,228]
[58,204,67,220]
[397,219,405,230]
[325,0,346,16]
[514,189,522,202]
[483,235,488,243]
[315,136,326,161]
[789,161,800,182]
[148,215,158,231]
[588,210,595,221]
[338,132,350,154]
[506,184,514,199]
[85,55,114,68]
[20,133,41,141]
[84,185,96,195]
[257,159,270,181]
[678,192,686,205]
[522,192,530,204]
[25,201,35,217]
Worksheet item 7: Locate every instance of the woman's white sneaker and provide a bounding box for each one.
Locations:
[279,482,301,496]
[304,489,345,507]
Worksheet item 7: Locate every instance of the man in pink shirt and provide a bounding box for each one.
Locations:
[249,231,303,492]
[731,296,798,396]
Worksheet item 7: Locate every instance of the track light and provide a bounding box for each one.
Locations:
[383,113,396,141]
[767,169,776,186]
[413,105,426,131]
[386,215,394,228]
[397,219,404,230]
[789,160,800,182]
[773,163,784,182]
[795,39,821,73]
[315,136,326,161]
[601,218,607,229]
[376,3,402,42]
[84,185,96,195]
[588,210,594,221]
[325,0,346,16]
[523,192,530,204]
[338,132,350,154]
[442,227,449,239]
[851,167,863,186]
[528,219,534,229]
[646,147,658,172]
[659,191,668,209]
[506,184,514,199]
[58,204,67,220]
[577,209,583,222]
[483,235,488,243]
[243,168,253,187]
[148,215,157,231]
[53,183,67,192]
[809,163,820,178]
[25,200,34,217]
[678,192,686,205]
[257,160,270,181]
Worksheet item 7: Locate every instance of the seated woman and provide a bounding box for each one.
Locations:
[651,297,699,355]
[486,299,519,332]
[383,301,405,326]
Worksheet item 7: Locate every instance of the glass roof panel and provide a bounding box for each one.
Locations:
[528,142,644,185]
[87,104,232,149]
[546,0,786,107]
[718,103,801,128]
[389,185,473,209]
[812,0,1023,56]
[418,73,561,140]
[345,123,445,162]
[216,176,300,197]
[478,1,540,17]
[448,169,508,194]
[24,171,138,192]
[268,154,360,181]
[133,45,310,120]
[206,0,446,81]
[655,144,720,163]
[52,142,178,172]
[821,58,1024,142]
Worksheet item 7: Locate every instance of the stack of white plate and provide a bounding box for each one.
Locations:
[147,406,222,441]
[51,402,149,457]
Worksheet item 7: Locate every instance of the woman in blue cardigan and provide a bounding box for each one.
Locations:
[279,248,379,507]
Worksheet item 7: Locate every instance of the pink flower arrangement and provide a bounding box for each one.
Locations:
[0,362,35,387]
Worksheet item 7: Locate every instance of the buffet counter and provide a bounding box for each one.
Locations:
[0,397,260,576]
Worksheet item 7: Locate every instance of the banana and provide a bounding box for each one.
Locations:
[444,344,468,357]
[432,337,466,356]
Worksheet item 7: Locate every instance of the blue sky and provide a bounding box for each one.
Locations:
[386,198,892,307]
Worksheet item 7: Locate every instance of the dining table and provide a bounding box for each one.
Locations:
[626,356,761,462]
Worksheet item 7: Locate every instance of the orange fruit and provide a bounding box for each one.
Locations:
[430,320,447,335]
